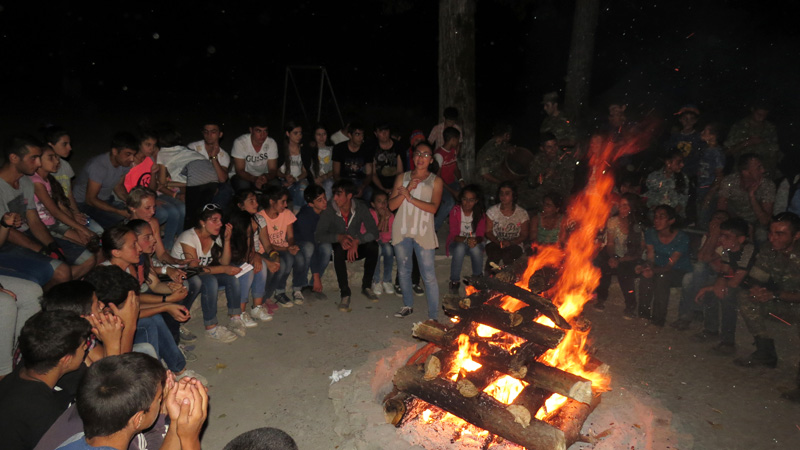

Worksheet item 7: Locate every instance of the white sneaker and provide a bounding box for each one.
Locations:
[176,369,208,386]
[228,317,247,337]
[382,281,395,295]
[372,282,383,295]
[239,312,258,328]
[250,305,273,322]
[292,290,305,305]
[206,325,238,343]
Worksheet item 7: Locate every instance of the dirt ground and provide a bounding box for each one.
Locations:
[182,236,800,450]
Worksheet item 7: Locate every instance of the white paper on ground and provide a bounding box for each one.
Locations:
[329,369,352,385]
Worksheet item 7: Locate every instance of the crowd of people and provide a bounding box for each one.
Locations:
[1,94,799,449]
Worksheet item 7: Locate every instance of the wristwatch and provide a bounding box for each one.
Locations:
[161,266,168,274]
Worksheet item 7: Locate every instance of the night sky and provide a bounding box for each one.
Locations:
[1,0,798,165]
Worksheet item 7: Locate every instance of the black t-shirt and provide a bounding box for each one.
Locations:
[332,142,375,180]
[0,370,75,450]
[372,140,402,190]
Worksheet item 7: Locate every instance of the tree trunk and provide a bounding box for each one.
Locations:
[564,0,600,120]
[439,0,477,180]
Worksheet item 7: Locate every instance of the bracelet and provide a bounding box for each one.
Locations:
[210,156,218,161]
[162,294,167,303]
[0,220,10,228]
[161,266,168,275]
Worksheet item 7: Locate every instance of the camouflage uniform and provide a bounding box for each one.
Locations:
[724,118,781,177]
[523,151,575,211]
[540,114,577,147]
[645,169,690,214]
[475,138,511,201]
[739,242,800,340]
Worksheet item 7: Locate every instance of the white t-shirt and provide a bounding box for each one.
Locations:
[231,134,279,177]
[318,146,333,175]
[156,146,206,184]
[486,204,529,242]
[171,229,222,266]
[187,140,233,176]
[280,154,303,178]
[460,209,474,237]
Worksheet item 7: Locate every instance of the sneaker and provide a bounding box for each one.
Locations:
[394,283,403,296]
[178,344,197,362]
[394,306,413,318]
[228,316,247,337]
[275,293,294,308]
[448,281,459,296]
[690,329,719,342]
[265,301,280,314]
[382,281,395,295]
[176,369,208,386]
[338,296,351,312]
[179,325,197,343]
[206,325,238,343]
[711,342,736,355]
[372,282,383,295]
[292,290,305,305]
[362,287,379,302]
[412,284,425,296]
[250,305,273,322]
[240,312,259,328]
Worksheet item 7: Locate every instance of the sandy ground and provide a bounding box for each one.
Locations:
[180,234,800,450]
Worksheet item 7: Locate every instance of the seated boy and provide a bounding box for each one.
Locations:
[0,310,91,450]
[691,218,755,354]
[293,185,331,295]
[56,352,207,450]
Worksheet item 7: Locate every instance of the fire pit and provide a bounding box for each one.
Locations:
[382,136,641,449]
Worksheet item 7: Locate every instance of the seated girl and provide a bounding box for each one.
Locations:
[258,186,302,307]
[171,205,243,343]
[485,181,529,272]
[529,191,566,246]
[447,184,486,295]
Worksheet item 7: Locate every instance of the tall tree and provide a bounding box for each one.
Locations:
[564,0,600,122]
[439,0,477,180]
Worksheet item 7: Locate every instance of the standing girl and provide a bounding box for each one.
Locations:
[447,184,486,295]
[389,141,444,319]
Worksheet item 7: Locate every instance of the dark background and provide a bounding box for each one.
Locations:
[1,0,798,170]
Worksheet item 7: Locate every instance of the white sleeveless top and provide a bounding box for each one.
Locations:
[392,172,439,249]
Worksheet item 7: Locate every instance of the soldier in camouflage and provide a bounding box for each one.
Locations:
[724,103,781,178]
[523,133,574,211]
[735,212,800,402]
[476,123,515,203]
[540,92,577,149]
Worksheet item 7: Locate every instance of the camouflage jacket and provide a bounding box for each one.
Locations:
[724,118,780,175]
[541,114,577,146]
[748,242,800,294]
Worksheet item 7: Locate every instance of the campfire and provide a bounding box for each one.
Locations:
[383,136,644,449]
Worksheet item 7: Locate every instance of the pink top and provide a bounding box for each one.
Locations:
[257,209,296,247]
[30,173,56,226]
[124,157,154,192]
[369,209,394,243]
[446,205,486,256]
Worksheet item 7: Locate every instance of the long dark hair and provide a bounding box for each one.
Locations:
[280,120,303,173]
[194,207,224,265]
[305,123,327,178]
[226,210,255,265]
[414,141,438,174]
[620,193,648,258]
[40,147,70,209]
[458,184,485,225]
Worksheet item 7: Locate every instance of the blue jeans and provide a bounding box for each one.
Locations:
[213,182,235,210]
[156,195,186,251]
[700,287,740,344]
[265,251,296,297]
[433,181,459,232]
[78,200,128,229]
[296,241,332,288]
[373,241,394,283]
[0,244,58,286]
[134,315,186,372]
[238,258,268,304]
[395,238,439,320]
[193,272,241,326]
[287,180,309,210]
[677,262,716,321]
[449,241,484,282]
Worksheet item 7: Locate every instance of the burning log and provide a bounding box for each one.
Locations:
[393,365,569,450]
[464,275,571,330]
[440,300,566,349]
[546,391,602,445]
[458,290,502,309]
[510,386,551,421]
[382,391,411,426]
[524,362,593,405]
[412,322,528,379]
